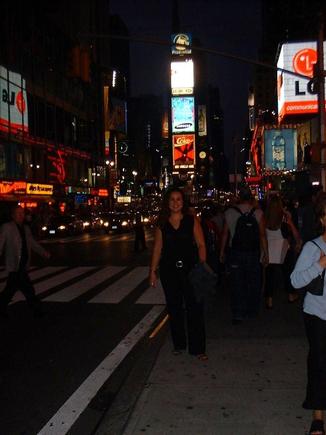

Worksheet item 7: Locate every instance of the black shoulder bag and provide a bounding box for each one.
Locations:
[299,240,325,296]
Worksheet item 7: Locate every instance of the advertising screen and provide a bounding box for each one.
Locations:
[277,41,326,119]
[264,128,297,170]
[171,60,194,95]
[173,134,195,169]
[0,66,28,134]
[171,33,192,55]
[171,97,195,133]
[198,105,207,136]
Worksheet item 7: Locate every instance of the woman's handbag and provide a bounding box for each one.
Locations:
[299,241,325,296]
[188,262,217,302]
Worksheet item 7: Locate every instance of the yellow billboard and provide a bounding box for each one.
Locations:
[26,183,53,195]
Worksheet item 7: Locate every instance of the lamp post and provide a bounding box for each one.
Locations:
[132,170,138,195]
[105,159,115,210]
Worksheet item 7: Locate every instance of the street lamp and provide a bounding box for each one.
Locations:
[132,170,138,195]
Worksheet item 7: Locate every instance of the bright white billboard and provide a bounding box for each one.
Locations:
[0,66,28,134]
[171,60,194,95]
[277,41,326,119]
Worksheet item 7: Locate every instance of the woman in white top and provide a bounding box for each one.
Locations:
[264,196,301,309]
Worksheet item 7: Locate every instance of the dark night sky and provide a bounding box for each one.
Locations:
[109,0,262,162]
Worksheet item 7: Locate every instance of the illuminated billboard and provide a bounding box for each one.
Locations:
[264,128,297,170]
[171,96,195,133]
[0,66,28,134]
[198,105,207,136]
[171,33,192,55]
[277,41,326,119]
[171,60,194,95]
[173,134,195,169]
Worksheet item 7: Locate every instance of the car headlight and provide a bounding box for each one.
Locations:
[83,221,90,227]
[143,217,149,223]
[100,219,103,225]
[121,221,128,226]
[58,225,66,230]
[104,221,109,227]
[42,226,47,231]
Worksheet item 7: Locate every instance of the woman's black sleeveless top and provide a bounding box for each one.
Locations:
[160,214,197,269]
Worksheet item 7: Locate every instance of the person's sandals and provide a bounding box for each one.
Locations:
[197,353,208,361]
[172,349,185,355]
[309,419,325,435]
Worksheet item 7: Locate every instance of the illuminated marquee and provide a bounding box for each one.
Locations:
[173,134,195,169]
[26,183,53,195]
[0,181,26,195]
[171,96,195,133]
[171,60,194,95]
[171,33,192,55]
[0,66,29,134]
[277,41,326,119]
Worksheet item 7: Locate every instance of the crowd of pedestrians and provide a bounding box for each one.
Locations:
[150,184,326,435]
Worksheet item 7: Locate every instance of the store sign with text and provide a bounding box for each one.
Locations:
[0,180,26,195]
[0,65,29,134]
[171,33,192,55]
[26,183,53,195]
[277,41,326,119]
[173,134,195,169]
[171,97,195,133]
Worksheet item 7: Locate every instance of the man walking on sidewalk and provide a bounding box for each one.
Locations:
[0,205,50,318]
[220,186,268,324]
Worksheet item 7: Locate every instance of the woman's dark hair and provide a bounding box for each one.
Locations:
[265,195,284,230]
[157,187,189,227]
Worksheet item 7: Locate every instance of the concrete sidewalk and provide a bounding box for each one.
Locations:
[121,286,311,435]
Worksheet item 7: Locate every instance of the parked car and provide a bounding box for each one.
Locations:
[102,212,133,233]
[41,214,84,237]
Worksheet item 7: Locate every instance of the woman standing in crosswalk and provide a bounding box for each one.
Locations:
[149,187,208,360]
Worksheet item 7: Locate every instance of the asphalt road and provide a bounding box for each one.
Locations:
[0,228,167,435]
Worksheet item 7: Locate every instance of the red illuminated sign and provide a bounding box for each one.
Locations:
[293,48,317,78]
[173,134,195,168]
[0,181,26,195]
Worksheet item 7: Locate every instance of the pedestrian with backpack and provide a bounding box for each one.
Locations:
[219,186,268,324]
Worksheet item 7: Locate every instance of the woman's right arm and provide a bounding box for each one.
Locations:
[149,227,162,287]
[290,242,326,288]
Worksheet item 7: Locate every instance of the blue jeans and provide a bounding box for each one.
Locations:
[228,250,262,320]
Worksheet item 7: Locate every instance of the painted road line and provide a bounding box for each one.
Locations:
[11,267,96,303]
[37,305,164,435]
[44,266,124,302]
[89,267,148,304]
[29,267,67,281]
[136,280,166,305]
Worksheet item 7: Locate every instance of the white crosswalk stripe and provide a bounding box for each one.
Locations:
[44,266,124,302]
[11,267,96,303]
[28,266,67,281]
[136,280,166,305]
[5,265,163,306]
[89,266,148,304]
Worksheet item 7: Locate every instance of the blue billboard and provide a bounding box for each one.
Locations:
[264,129,297,170]
[171,96,195,133]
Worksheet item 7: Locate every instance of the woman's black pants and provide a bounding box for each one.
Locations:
[303,313,326,410]
[160,265,206,355]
